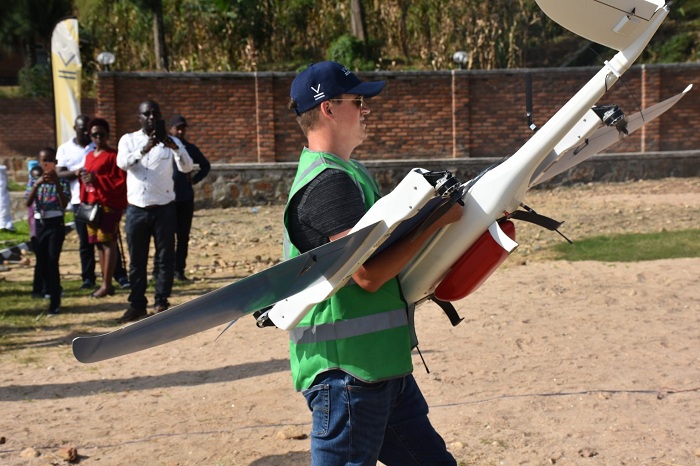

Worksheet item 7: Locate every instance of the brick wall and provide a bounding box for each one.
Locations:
[95,63,700,163]
[0,98,96,176]
[1,63,698,180]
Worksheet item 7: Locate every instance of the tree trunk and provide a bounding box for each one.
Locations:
[350,0,367,42]
[22,38,37,69]
[152,0,169,71]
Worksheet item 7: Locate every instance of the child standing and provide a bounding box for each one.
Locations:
[26,160,45,299]
[25,148,70,316]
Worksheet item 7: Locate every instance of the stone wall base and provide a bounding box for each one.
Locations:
[7,151,699,222]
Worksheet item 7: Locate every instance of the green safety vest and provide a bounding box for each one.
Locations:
[284,148,413,391]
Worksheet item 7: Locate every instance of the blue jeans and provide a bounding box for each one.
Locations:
[303,370,456,466]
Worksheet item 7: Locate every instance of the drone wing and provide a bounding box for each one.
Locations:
[72,221,383,363]
[530,84,692,187]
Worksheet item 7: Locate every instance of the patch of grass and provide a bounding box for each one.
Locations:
[0,278,85,350]
[0,219,31,245]
[0,280,44,348]
[553,229,700,262]
[7,179,25,191]
[0,215,74,248]
[0,85,21,98]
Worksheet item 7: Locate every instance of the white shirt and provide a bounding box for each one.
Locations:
[56,139,95,205]
[117,130,194,208]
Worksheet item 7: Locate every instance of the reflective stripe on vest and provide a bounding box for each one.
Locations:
[290,308,408,345]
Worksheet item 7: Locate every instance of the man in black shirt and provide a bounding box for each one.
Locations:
[169,115,211,281]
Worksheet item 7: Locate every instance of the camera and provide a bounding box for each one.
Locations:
[154,119,168,143]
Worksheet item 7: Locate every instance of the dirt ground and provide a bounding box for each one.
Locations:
[1,177,699,466]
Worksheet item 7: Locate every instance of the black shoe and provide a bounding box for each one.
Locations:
[153,301,170,314]
[116,276,130,289]
[116,307,147,324]
[174,271,190,282]
[80,280,96,290]
[47,307,60,316]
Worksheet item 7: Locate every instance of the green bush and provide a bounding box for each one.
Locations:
[18,65,52,97]
[326,34,375,71]
[657,33,697,62]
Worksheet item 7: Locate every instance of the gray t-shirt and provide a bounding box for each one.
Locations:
[287,169,367,253]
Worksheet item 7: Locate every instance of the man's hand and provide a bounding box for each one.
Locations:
[43,170,59,185]
[163,136,178,150]
[141,131,159,155]
[80,170,95,184]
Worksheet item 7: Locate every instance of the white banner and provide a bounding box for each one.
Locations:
[51,17,81,148]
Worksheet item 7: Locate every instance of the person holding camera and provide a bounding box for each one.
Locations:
[57,115,131,291]
[25,148,70,316]
[79,118,127,299]
[116,100,193,323]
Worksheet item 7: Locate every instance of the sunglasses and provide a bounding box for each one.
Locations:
[91,132,107,138]
[333,95,365,109]
[141,110,160,117]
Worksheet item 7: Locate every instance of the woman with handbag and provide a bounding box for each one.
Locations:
[79,118,127,298]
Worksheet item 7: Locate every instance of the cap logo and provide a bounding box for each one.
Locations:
[311,84,325,101]
[340,66,351,76]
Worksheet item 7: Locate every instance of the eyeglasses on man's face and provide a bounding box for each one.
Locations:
[332,95,365,109]
[141,110,160,117]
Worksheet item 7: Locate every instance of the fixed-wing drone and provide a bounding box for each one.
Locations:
[73,0,691,364]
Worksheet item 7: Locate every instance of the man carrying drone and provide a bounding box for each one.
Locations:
[284,61,462,465]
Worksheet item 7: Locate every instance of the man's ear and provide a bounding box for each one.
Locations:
[320,101,333,117]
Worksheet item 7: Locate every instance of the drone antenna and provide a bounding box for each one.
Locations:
[589,47,645,121]
[525,72,538,131]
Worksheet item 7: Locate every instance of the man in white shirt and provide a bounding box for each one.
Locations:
[56,115,95,289]
[116,100,194,323]
[57,115,130,291]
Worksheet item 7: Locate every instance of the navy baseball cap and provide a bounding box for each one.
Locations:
[170,115,188,127]
[290,61,385,115]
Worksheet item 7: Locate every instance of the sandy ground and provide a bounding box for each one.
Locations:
[1,177,699,466]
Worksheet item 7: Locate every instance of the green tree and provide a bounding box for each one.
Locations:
[72,0,700,76]
[0,0,73,68]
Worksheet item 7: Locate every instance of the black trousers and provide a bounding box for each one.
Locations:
[73,208,95,283]
[125,203,176,310]
[174,199,195,274]
[35,217,65,310]
[30,236,45,295]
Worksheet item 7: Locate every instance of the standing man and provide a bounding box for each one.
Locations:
[168,115,210,281]
[116,100,193,323]
[57,115,130,290]
[285,61,461,465]
[56,115,95,290]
